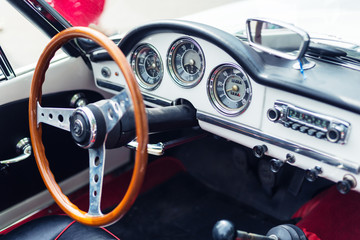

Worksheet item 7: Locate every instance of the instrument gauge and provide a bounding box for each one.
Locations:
[208,64,252,116]
[131,44,163,90]
[168,38,205,88]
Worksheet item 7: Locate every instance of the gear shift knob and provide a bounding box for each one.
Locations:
[212,220,236,240]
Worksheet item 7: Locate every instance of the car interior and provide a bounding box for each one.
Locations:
[1,0,360,240]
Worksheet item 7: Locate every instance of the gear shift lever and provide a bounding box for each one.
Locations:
[212,220,276,240]
[212,220,308,240]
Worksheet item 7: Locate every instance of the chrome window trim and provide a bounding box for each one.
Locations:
[197,111,360,174]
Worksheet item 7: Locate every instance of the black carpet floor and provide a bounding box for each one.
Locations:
[106,172,283,240]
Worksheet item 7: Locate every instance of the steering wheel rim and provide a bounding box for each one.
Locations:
[29,27,148,227]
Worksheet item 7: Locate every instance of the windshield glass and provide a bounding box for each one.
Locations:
[47,0,238,35]
[46,0,360,60]
[47,0,360,44]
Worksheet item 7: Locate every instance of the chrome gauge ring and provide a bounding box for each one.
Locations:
[167,37,205,88]
[131,44,163,90]
[207,63,252,116]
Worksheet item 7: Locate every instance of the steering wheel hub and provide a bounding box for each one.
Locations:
[70,108,95,148]
[73,119,84,136]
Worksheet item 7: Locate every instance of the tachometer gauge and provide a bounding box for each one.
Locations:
[208,64,252,116]
[131,44,163,90]
[168,38,205,88]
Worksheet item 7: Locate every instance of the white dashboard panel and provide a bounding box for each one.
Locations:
[92,33,266,130]
[91,32,360,191]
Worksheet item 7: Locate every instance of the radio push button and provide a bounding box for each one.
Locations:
[283,121,293,128]
[315,131,326,139]
[307,128,317,136]
[291,123,301,130]
[299,125,309,133]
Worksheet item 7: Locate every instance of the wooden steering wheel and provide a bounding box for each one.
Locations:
[29,27,148,227]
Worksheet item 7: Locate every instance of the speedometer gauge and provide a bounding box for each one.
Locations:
[131,44,163,90]
[208,64,252,116]
[168,38,205,88]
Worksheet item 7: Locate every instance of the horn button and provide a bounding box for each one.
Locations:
[69,105,106,149]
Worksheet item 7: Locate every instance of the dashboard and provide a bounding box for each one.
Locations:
[89,20,360,192]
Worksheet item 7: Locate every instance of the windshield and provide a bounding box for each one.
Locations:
[47,0,239,35]
[47,0,360,43]
[46,0,360,60]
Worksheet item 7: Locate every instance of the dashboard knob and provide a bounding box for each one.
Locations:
[327,126,343,143]
[270,159,284,173]
[267,108,280,122]
[286,153,296,163]
[101,67,111,78]
[337,176,356,194]
[337,180,353,195]
[253,145,268,158]
[305,166,322,182]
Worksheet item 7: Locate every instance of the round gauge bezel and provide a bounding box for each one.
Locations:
[207,63,252,116]
[131,43,163,91]
[167,37,205,88]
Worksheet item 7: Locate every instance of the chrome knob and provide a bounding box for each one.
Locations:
[270,159,284,173]
[327,124,344,143]
[305,166,322,182]
[253,144,268,158]
[267,108,280,122]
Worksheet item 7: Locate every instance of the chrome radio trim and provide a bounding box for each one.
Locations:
[197,111,360,174]
[272,101,351,144]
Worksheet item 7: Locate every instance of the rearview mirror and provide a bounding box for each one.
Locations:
[246,18,310,60]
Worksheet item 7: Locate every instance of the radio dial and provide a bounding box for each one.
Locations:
[267,108,280,122]
[327,125,344,143]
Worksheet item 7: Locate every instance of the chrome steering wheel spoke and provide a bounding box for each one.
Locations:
[37,90,132,217]
[37,102,74,131]
[87,144,106,216]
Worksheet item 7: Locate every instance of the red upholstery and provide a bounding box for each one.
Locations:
[295,186,360,240]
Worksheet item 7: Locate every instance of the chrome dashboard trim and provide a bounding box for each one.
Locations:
[197,111,360,174]
[142,92,172,106]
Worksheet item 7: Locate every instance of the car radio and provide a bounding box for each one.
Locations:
[267,101,350,144]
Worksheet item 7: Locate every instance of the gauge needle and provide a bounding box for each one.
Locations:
[226,85,239,92]
[146,62,156,70]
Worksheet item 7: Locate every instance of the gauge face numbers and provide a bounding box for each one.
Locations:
[208,64,252,116]
[131,44,163,90]
[168,38,205,88]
